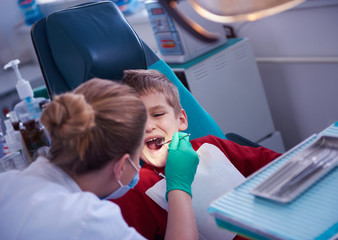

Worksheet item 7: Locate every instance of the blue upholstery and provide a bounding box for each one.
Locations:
[31,1,158,95]
[31,1,224,140]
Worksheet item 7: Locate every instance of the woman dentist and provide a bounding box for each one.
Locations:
[0,78,199,240]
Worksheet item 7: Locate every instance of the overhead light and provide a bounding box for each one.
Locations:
[158,0,305,42]
[189,0,305,23]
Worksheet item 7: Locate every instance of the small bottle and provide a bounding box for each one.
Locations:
[17,0,44,26]
[3,143,9,156]
[3,120,30,169]
[6,112,32,163]
[20,119,49,161]
[6,111,20,131]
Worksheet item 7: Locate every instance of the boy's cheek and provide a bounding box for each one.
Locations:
[141,149,168,168]
[140,151,154,166]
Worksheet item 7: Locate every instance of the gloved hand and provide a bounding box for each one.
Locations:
[165,132,199,201]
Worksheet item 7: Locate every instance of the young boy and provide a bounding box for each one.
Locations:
[111,69,281,240]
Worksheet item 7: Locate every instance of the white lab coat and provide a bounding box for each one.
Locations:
[0,156,146,240]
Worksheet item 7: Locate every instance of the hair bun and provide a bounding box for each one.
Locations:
[41,93,95,140]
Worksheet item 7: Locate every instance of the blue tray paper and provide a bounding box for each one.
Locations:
[208,122,338,240]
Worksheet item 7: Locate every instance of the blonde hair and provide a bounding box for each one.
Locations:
[40,78,146,175]
[123,69,182,116]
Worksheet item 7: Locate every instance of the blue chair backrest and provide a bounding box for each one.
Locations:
[31,1,225,140]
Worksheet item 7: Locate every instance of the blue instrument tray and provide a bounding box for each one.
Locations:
[208,122,338,240]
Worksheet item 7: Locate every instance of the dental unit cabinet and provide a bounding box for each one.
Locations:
[169,38,285,153]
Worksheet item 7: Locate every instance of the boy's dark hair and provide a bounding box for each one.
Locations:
[123,69,182,116]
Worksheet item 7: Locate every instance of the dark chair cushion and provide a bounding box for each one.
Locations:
[45,1,147,90]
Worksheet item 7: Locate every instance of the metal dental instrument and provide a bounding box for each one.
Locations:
[251,135,338,203]
[275,148,338,196]
[155,133,191,146]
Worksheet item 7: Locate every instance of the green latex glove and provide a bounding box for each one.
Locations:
[165,132,199,201]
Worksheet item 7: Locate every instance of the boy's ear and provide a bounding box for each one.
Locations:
[178,108,188,131]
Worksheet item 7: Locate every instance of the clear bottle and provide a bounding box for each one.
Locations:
[3,120,30,169]
[6,112,32,163]
[6,111,20,131]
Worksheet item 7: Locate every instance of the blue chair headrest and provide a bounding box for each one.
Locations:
[45,1,147,89]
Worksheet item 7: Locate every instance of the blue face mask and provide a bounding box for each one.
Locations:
[104,158,140,200]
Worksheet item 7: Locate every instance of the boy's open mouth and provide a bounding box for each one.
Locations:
[146,137,165,150]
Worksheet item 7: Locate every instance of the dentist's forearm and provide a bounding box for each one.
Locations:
[165,190,198,240]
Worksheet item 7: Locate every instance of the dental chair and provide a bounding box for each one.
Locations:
[31,0,258,147]
[31,0,225,141]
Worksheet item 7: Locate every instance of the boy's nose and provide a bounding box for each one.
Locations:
[145,117,156,133]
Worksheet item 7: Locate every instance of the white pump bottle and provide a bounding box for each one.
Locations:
[3,59,45,122]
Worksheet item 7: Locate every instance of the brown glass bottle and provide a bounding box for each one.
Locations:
[20,119,49,162]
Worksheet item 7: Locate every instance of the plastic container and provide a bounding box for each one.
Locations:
[18,0,44,26]
[112,0,142,15]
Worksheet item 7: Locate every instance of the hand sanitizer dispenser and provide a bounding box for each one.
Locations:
[3,59,45,122]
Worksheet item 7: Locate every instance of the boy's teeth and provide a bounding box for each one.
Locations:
[147,138,157,142]
[146,138,162,150]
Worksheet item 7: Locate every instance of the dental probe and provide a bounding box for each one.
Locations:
[156,133,191,146]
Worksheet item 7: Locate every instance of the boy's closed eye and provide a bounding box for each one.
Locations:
[153,112,165,118]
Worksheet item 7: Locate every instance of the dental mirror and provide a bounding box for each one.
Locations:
[155,133,191,146]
